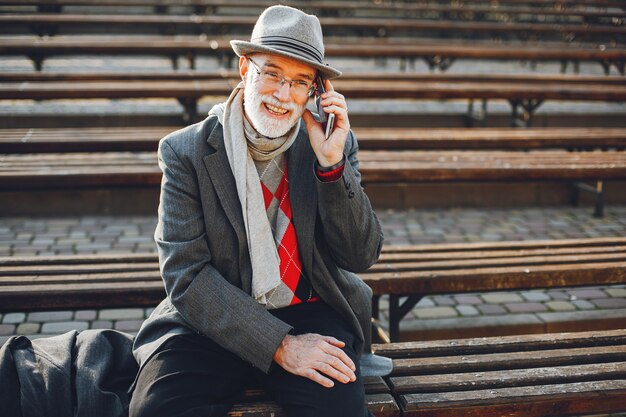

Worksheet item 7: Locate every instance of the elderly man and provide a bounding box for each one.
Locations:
[129,5,389,417]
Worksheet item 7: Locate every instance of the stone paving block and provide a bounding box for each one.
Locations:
[567,289,608,299]
[99,308,145,320]
[3,312,26,324]
[17,323,40,335]
[41,321,89,334]
[115,320,144,332]
[521,291,551,302]
[28,311,74,322]
[505,302,548,313]
[454,295,483,305]
[75,310,98,321]
[57,238,91,245]
[91,320,114,329]
[572,300,596,310]
[0,324,16,335]
[546,290,570,301]
[399,314,544,341]
[76,243,116,251]
[538,308,626,333]
[417,297,435,308]
[606,288,626,298]
[592,298,626,309]
[432,296,456,306]
[482,292,524,304]
[546,301,577,311]
[415,306,458,319]
[477,304,508,315]
[456,305,480,317]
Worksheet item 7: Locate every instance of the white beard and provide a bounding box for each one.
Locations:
[243,77,306,138]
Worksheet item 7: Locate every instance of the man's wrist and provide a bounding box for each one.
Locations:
[315,156,345,182]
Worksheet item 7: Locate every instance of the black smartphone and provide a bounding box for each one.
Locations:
[314,76,335,139]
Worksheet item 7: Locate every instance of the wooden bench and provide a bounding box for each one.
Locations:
[373,329,626,416]
[0,124,624,215]
[2,0,624,22]
[2,237,625,342]
[1,149,625,187]
[226,329,626,416]
[2,126,625,153]
[2,13,624,43]
[2,75,625,125]
[2,36,623,74]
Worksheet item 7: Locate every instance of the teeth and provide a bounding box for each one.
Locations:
[265,103,289,115]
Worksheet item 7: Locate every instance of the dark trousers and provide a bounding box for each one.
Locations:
[129,301,372,417]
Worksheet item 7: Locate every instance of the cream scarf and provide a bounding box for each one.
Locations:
[208,82,300,305]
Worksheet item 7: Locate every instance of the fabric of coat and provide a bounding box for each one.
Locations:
[0,330,137,417]
[132,114,384,375]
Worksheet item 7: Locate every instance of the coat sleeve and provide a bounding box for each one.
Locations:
[315,130,384,272]
[154,138,292,373]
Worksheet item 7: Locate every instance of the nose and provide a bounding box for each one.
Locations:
[273,80,292,101]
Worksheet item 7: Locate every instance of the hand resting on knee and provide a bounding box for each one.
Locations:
[273,333,357,388]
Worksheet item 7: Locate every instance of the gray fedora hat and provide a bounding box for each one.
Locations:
[230,5,342,79]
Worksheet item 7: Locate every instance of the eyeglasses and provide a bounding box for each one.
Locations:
[246,56,316,98]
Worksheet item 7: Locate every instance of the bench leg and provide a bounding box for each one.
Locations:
[466,99,488,127]
[423,56,455,72]
[28,55,44,72]
[178,98,198,124]
[389,294,423,342]
[186,52,196,70]
[571,180,605,218]
[509,99,543,128]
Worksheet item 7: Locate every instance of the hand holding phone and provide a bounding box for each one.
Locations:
[314,76,335,139]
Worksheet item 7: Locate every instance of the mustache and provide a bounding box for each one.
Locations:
[260,95,300,112]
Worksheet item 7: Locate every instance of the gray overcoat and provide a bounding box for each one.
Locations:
[132,115,384,374]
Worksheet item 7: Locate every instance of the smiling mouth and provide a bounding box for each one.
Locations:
[264,103,289,116]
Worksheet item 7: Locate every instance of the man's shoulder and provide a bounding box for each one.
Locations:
[160,115,221,155]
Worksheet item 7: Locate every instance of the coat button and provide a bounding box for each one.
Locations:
[348,191,355,199]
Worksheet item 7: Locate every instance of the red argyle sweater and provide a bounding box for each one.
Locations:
[257,154,315,306]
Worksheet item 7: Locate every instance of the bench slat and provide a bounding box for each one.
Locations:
[373,329,626,358]
[391,362,626,393]
[2,150,626,188]
[2,244,624,275]
[400,379,626,417]
[2,13,624,38]
[2,79,625,101]
[2,36,624,64]
[364,260,626,294]
[2,127,625,153]
[392,345,626,376]
[227,393,399,417]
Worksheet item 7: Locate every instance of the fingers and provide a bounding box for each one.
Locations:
[321,335,346,347]
[304,367,335,388]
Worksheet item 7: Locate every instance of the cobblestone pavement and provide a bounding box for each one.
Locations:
[1,205,625,345]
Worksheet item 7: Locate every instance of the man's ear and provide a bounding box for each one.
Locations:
[239,56,248,81]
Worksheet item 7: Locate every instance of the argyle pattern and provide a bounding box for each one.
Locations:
[258,156,316,306]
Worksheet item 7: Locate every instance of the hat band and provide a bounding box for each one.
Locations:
[252,35,324,64]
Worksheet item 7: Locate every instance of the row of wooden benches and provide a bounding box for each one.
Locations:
[3,0,625,20]
[1,239,625,416]
[2,237,625,341]
[3,12,624,42]
[3,36,624,74]
[0,126,624,218]
[3,72,625,125]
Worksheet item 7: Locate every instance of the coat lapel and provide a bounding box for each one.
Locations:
[202,121,247,251]
[288,125,317,279]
